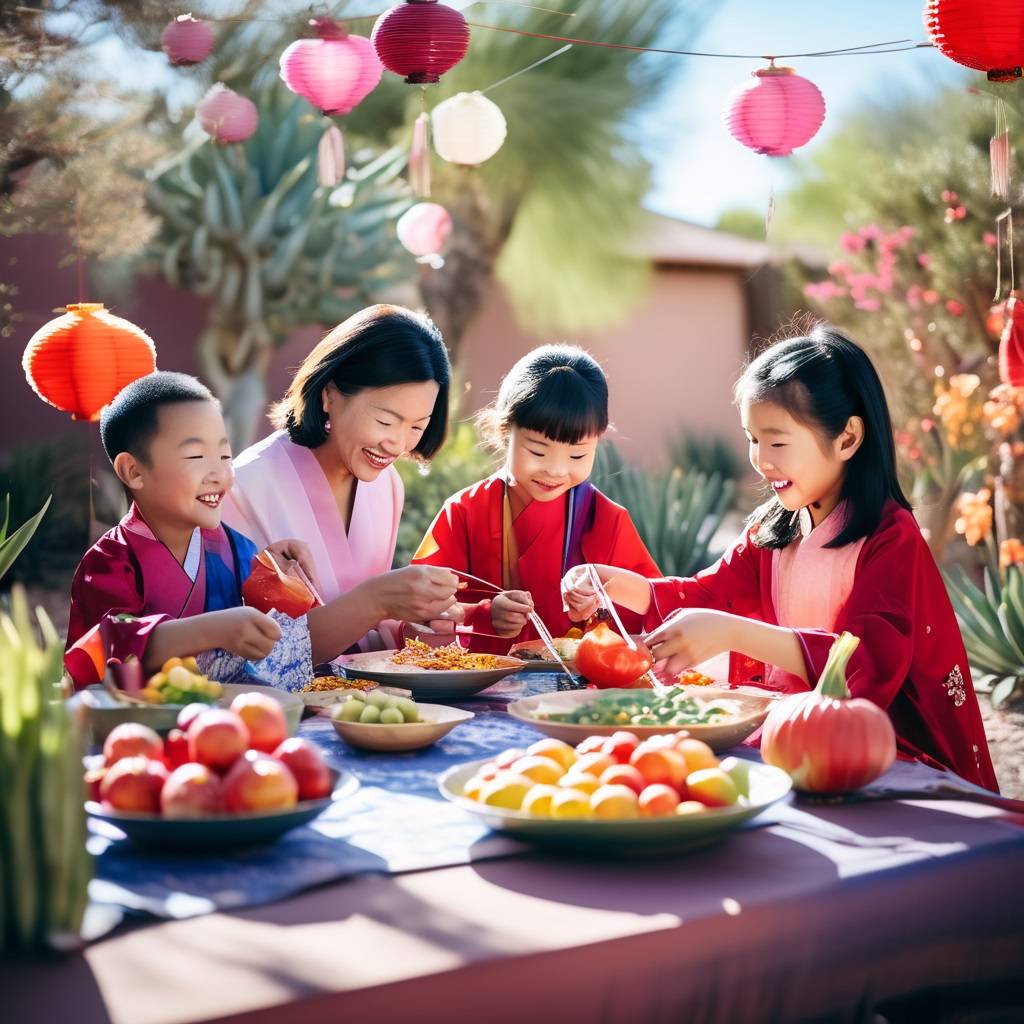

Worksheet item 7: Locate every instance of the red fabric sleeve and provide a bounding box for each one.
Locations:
[410,499,469,571]
[643,527,766,631]
[64,540,170,689]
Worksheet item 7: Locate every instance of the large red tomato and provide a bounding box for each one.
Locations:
[242,550,315,618]
[576,622,653,688]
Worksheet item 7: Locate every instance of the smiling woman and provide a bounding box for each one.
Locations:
[222,305,460,653]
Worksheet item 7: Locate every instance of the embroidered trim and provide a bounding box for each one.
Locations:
[944,665,966,708]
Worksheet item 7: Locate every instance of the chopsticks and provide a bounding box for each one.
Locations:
[527,610,576,683]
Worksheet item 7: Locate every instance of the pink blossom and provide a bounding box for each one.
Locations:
[855,297,881,312]
[941,189,958,203]
[906,284,923,309]
[828,260,850,277]
[984,232,998,248]
[946,300,965,316]
[917,253,931,268]
[859,224,882,241]
[898,225,915,242]
[876,274,894,294]
[921,417,935,432]
[839,231,867,253]
[923,289,939,304]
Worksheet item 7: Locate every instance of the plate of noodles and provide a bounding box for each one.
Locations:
[333,639,526,698]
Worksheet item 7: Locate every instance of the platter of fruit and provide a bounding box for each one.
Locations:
[333,638,524,698]
[438,732,791,852]
[330,691,473,752]
[84,696,353,850]
[507,685,775,751]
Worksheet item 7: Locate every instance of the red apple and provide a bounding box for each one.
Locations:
[222,750,298,813]
[188,710,249,773]
[164,728,190,770]
[177,702,211,733]
[161,762,224,817]
[100,756,168,813]
[272,738,332,801]
[598,763,647,796]
[103,723,163,766]
[602,730,640,765]
[230,691,288,753]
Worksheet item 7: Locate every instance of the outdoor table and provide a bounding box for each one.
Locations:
[7,670,1024,1024]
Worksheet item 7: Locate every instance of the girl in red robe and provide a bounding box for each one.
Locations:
[412,345,659,652]
[564,326,997,790]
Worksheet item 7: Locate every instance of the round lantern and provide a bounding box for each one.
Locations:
[279,18,382,115]
[22,303,157,422]
[723,65,826,156]
[925,0,1024,82]
[431,91,507,166]
[196,84,258,144]
[397,202,452,267]
[999,293,1024,386]
[372,0,470,85]
[161,13,215,66]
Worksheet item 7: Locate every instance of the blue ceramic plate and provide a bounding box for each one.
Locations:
[86,768,357,851]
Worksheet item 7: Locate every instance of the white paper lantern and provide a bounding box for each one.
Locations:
[430,91,507,166]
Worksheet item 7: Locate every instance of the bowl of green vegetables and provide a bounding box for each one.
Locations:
[508,685,776,752]
[330,690,474,752]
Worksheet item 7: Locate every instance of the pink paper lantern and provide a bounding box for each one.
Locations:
[196,84,258,144]
[279,18,383,116]
[161,14,215,66]
[397,202,452,266]
[723,65,826,157]
[372,0,470,85]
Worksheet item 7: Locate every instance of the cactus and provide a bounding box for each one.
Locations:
[591,443,735,578]
[147,82,414,447]
[0,586,91,953]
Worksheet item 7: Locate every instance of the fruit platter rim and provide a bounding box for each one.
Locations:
[438,757,792,847]
[332,648,526,697]
[331,703,475,752]
[85,766,357,824]
[506,686,776,752]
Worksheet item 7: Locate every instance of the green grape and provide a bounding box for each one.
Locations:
[359,704,381,724]
[334,700,365,722]
[379,707,404,725]
[394,697,419,723]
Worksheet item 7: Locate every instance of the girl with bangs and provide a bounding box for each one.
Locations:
[412,345,660,652]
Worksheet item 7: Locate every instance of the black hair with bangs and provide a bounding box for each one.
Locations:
[735,323,911,550]
[478,345,609,449]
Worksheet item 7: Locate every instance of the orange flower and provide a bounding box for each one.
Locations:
[954,488,993,547]
[1000,538,1024,568]
[934,375,983,447]
[983,383,1024,438]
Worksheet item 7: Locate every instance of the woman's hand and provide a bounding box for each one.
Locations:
[371,565,460,624]
[491,590,534,638]
[264,538,322,596]
[561,566,600,622]
[642,609,734,677]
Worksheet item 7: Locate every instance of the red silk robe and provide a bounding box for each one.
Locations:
[413,473,660,652]
[65,505,256,690]
[643,501,998,791]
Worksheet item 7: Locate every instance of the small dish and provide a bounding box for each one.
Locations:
[330,703,474,752]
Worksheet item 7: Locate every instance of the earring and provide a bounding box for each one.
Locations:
[324,415,331,433]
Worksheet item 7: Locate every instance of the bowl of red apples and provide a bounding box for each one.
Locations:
[84,691,356,850]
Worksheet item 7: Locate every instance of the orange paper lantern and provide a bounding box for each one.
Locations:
[22,302,157,421]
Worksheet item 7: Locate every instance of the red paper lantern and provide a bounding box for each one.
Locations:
[372,0,470,85]
[196,84,258,144]
[925,0,1024,82]
[999,293,1024,386]
[161,13,215,66]
[279,18,382,115]
[723,65,826,157]
[22,303,157,422]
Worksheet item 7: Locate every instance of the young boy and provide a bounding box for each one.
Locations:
[66,372,322,689]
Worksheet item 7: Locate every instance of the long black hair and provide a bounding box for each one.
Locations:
[735,324,911,550]
[270,304,451,459]
[478,344,609,449]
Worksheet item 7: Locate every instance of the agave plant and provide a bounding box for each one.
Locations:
[147,83,414,447]
[591,443,735,577]
[945,563,1024,707]
[0,493,51,582]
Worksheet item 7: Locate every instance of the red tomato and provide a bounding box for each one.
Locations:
[575,622,653,689]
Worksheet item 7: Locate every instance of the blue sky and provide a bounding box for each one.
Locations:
[642,0,965,226]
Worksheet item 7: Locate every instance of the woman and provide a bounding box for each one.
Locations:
[223,304,459,652]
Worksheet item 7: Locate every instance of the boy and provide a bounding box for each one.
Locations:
[65,372,314,689]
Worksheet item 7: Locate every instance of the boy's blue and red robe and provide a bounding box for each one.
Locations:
[65,504,256,690]
[411,472,660,652]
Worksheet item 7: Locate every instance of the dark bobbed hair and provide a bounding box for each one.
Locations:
[478,344,609,449]
[735,323,911,550]
[270,304,450,459]
[100,371,217,465]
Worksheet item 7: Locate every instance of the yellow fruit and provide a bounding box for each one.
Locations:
[551,788,592,819]
[558,771,601,795]
[590,784,640,820]
[674,800,707,817]
[526,738,577,772]
[184,657,199,672]
[161,657,185,673]
[521,784,560,816]
[462,776,488,802]
[147,672,167,690]
[166,665,193,688]
[139,687,164,704]
[480,773,533,810]
[509,755,563,786]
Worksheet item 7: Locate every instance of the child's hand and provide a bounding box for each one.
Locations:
[491,590,534,638]
[265,539,322,595]
[217,607,282,661]
[561,566,599,622]
[642,609,731,677]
